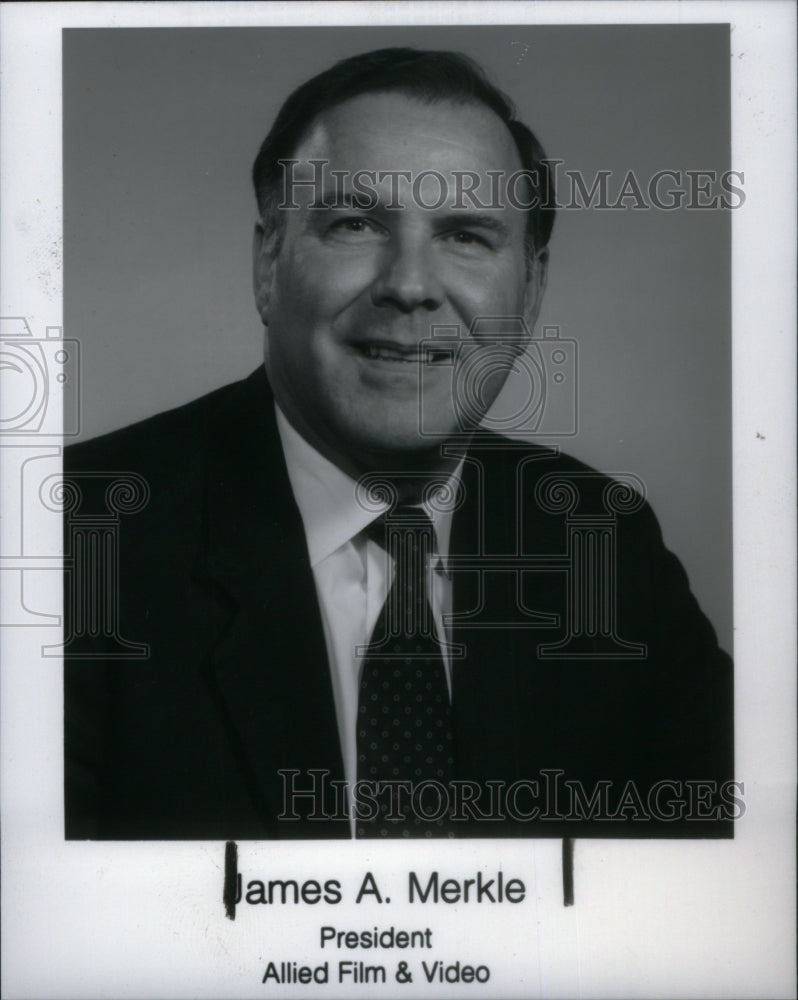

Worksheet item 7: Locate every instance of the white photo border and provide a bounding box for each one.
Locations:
[1,3,795,998]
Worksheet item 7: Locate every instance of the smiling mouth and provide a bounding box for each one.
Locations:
[356,343,455,364]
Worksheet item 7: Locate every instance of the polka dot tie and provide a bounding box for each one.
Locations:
[356,504,455,838]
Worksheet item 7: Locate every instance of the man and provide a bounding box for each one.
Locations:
[64,48,733,840]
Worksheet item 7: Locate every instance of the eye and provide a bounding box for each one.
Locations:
[333,218,368,232]
[446,230,492,250]
[326,216,385,241]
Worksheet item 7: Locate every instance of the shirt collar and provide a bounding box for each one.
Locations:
[275,405,461,571]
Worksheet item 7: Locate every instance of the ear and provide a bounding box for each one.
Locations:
[523,246,549,332]
[252,220,277,325]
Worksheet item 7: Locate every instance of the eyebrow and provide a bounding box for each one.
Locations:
[445,214,512,237]
[313,191,513,232]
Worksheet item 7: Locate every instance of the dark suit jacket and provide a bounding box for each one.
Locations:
[64,368,733,840]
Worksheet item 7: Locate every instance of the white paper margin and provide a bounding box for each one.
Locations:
[1,3,795,998]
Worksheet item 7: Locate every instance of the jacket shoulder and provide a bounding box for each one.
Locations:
[64,369,267,475]
[478,432,640,493]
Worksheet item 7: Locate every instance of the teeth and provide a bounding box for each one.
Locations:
[364,345,419,362]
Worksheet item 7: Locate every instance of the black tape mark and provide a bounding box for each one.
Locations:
[224,840,238,920]
[562,837,574,906]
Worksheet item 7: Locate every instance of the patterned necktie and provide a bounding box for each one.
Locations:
[356,504,455,838]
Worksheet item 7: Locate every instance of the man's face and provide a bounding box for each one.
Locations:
[253,91,547,476]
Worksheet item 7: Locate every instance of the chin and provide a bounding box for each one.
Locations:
[348,429,462,476]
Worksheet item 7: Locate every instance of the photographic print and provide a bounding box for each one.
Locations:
[1,3,794,998]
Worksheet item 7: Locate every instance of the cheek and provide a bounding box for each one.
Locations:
[275,246,380,319]
[443,262,528,321]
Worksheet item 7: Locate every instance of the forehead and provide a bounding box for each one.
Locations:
[294,91,524,181]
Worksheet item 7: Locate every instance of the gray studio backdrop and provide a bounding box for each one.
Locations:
[63,25,732,651]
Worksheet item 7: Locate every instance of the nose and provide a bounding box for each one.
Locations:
[370,237,444,313]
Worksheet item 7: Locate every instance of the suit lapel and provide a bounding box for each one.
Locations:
[194,369,347,834]
[191,383,566,826]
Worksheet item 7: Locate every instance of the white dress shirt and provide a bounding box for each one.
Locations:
[275,406,460,808]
